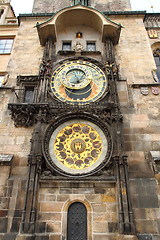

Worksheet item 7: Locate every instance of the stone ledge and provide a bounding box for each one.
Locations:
[15,233,139,240]
[0,154,13,166]
[93,234,138,240]
[130,83,160,88]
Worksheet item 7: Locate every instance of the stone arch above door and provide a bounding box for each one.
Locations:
[62,197,92,240]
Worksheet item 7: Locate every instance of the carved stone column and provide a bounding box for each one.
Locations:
[115,155,136,234]
[20,111,43,234]
[122,155,135,234]
[38,38,54,103]
[105,38,115,63]
[115,156,125,234]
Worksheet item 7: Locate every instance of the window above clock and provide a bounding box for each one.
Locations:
[62,42,71,51]
[86,42,96,51]
[73,0,89,6]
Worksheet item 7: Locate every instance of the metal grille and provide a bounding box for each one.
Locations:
[67,202,87,240]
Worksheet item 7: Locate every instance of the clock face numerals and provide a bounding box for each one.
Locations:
[62,66,91,89]
[51,60,107,104]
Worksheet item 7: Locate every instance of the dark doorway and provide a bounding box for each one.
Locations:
[67,202,87,240]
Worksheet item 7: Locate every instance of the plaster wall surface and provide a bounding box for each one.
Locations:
[56,25,103,54]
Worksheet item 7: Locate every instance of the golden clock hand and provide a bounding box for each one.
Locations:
[93,74,103,80]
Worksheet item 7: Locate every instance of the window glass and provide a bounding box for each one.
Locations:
[0,76,4,87]
[153,49,160,82]
[0,9,4,20]
[0,39,14,54]
[24,87,34,103]
[73,0,88,6]
[154,56,160,66]
[62,42,71,51]
[86,42,96,51]
[156,67,160,80]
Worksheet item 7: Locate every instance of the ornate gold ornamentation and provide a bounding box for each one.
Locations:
[53,123,102,170]
[148,29,158,39]
[70,139,86,153]
[51,60,107,105]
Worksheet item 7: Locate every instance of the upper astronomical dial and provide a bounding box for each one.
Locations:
[61,65,92,90]
[51,60,107,105]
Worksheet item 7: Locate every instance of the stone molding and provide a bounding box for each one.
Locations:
[0,154,13,166]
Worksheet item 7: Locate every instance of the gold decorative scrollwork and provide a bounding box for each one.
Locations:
[53,123,102,170]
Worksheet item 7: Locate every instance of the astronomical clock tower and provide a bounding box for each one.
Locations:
[6,0,160,239]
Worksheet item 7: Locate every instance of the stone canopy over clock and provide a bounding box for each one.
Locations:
[43,118,113,177]
[51,60,108,104]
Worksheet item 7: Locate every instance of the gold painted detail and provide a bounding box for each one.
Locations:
[71,139,86,153]
[148,29,158,39]
[51,60,107,105]
[54,123,102,169]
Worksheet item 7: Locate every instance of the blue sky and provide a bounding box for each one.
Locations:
[11,0,160,16]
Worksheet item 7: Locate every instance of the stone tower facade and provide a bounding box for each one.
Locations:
[32,0,131,13]
[0,0,160,239]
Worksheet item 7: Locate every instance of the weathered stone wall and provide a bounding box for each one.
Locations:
[0,17,43,165]
[91,0,131,12]
[117,82,160,237]
[37,181,117,239]
[113,15,156,84]
[7,21,43,80]
[0,18,44,236]
[0,9,160,240]
[0,89,32,235]
[113,14,160,238]
[32,0,71,13]
[32,0,131,13]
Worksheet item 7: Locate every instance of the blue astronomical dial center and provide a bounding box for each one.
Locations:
[51,60,107,105]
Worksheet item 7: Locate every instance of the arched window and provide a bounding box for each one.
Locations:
[67,202,87,240]
[73,0,89,6]
[153,48,160,81]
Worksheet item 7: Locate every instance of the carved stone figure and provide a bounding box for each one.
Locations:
[73,42,84,52]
